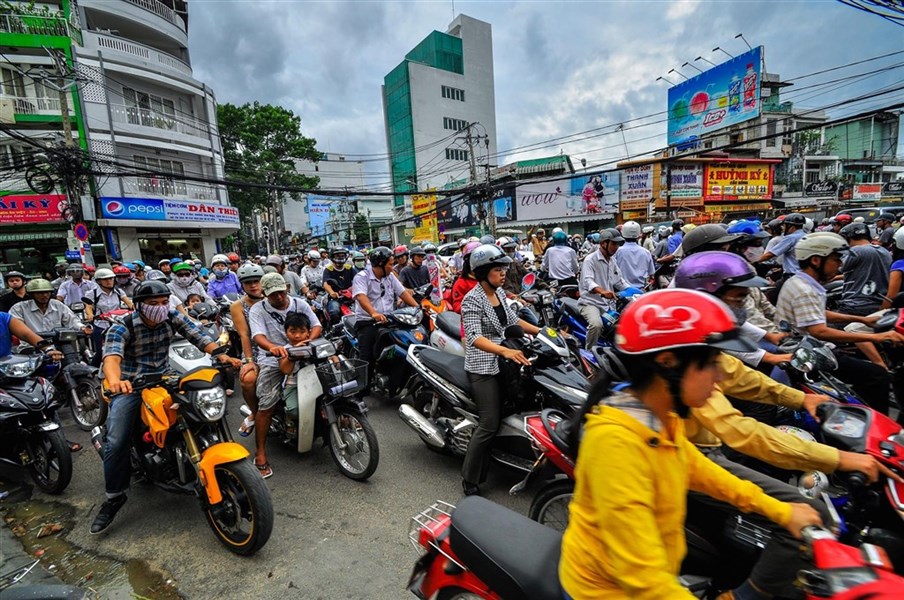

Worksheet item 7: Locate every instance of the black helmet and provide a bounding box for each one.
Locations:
[410,246,427,257]
[766,218,784,231]
[132,280,171,304]
[5,270,25,280]
[672,219,685,228]
[189,301,218,321]
[369,246,393,268]
[681,224,741,255]
[839,222,870,240]
[783,213,806,227]
[877,212,897,223]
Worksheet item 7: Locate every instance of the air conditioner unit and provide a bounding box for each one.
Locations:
[0,98,15,124]
[781,144,793,156]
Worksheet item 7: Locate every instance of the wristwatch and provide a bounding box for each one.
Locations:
[242,357,253,365]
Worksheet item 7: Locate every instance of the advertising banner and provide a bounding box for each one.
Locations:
[853,184,882,201]
[805,181,839,197]
[100,197,240,226]
[884,181,904,196]
[0,194,67,225]
[667,46,763,146]
[662,164,703,198]
[569,171,620,217]
[306,195,334,237]
[438,187,515,229]
[703,164,773,201]
[620,166,654,204]
[412,192,438,241]
[704,202,772,214]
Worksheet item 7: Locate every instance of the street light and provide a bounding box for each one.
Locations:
[695,55,717,67]
[655,76,675,85]
[682,61,703,73]
[668,68,689,81]
[735,33,753,51]
[713,47,733,59]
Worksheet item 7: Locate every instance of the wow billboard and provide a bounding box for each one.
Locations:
[667,46,763,147]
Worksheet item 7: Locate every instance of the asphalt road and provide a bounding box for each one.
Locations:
[5,393,532,599]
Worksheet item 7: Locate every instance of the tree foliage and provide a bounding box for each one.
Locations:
[217,102,320,226]
[352,213,372,245]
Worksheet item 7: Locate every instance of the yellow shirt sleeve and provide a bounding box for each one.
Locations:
[691,393,841,472]
[574,429,696,600]
[684,438,792,527]
[718,353,805,408]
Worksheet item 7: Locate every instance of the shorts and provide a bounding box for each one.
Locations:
[284,385,298,420]
[255,365,285,411]
[844,308,889,334]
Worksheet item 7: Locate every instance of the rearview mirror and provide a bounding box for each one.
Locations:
[779,320,792,333]
[70,302,85,312]
[521,273,536,292]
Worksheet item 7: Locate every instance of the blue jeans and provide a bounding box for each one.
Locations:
[327,299,342,323]
[103,392,142,498]
[518,305,540,326]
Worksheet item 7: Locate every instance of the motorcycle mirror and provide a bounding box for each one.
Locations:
[504,324,525,340]
[779,320,792,333]
[892,292,904,309]
[70,302,85,312]
[521,273,536,292]
[80,296,94,306]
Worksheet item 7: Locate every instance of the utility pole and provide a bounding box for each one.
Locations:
[465,124,481,234]
[484,163,497,237]
[50,49,75,148]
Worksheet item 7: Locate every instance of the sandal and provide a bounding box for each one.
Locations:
[238,416,255,437]
[255,461,273,479]
[68,441,82,453]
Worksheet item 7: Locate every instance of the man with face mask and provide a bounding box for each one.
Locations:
[300,250,325,290]
[89,280,240,534]
[206,254,242,300]
[497,237,540,326]
[0,271,28,312]
[578,229,630,349]
[248,272,322,478]
[56,263,98,307]
[167,261,211,305]
[113,266,139,297]
[50,262,68,292]
[322,247,356,323]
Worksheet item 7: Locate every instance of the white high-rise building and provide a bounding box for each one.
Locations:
[382,14,497,213]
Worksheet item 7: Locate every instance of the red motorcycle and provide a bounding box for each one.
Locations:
[407,496,904,600]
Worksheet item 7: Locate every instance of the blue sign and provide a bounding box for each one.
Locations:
[667,46,763,146]
[65,250,81,260]
[73,222,89,242]
[306,195,335,237]
[101,197,165,221]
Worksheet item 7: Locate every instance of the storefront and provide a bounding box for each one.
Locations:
[0,194,79,278]
[96,197,240,266]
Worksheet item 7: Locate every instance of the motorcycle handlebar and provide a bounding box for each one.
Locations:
[844,471,870,489]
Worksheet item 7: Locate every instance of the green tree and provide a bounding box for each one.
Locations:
[217,102,321,228]
[352,213,372,245]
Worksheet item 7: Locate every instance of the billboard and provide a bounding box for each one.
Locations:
[517,172,619,222]
[305,195,334,236]
[663,164,704,198]
[667,46,763,146]
[619,166,654,207]
[703,163,773,201]
[101,197,239,226]
[412,193,438,241]
[568,171,619,217]
[437,187,516,229]
[853,184,882,201]
[0,194,67,224]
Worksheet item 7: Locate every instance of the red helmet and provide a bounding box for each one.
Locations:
[393,245,409,257]
[227,252,240,263]
[112,265,130,275]
[834,213,853,226]
[614,289,753,354]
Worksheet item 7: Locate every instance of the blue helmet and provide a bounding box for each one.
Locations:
[552,231,568,245]
[727,219,762,236]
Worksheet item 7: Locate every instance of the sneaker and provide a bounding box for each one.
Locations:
[90,495,127,534]
[462,480,480,497]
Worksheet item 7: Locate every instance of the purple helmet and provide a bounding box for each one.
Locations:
[674,251,767,294]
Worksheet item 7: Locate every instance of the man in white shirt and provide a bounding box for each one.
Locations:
[56,264,97,307]
[542,231,580,286]
[578,229,629,348]
[613,221,655,288]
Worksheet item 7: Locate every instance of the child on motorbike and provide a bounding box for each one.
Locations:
[185,293,203,312]
[558,289,822,600]
[278,311,312,436]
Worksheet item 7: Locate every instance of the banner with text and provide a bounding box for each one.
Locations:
[438,187,516,229]
[412,192,438,241]
[0,194,66,225]
[306,195,334,237]
[853,184,882,201]
[703,163,773,201]
[100,197,240,226]
[662,164,703,199]
[620,165,654,205]
[568,171,620,218]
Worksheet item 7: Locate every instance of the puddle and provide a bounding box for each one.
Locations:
[1,491,181,599]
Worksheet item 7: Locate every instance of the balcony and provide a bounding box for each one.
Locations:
[0,94,74,124]
[123,0,186,32]
[120,176,221,201]
[83,31,193,80]
[109,102,208,140]
[0,12,82,44]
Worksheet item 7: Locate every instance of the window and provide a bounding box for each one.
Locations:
[123,87,177,130]
[0,144,32,170]
[445,148,468,161]
[133,155,186,196]
[443,117,467,131]
[441,85,465,102]
[765,119,777,147]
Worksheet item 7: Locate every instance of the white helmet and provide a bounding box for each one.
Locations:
[94,268,115,280]
[621,221,641,240]
[551,227,564,236]
[794,232,849,261]
[853,216,865,223]
[307,250,320,260]
[804,217,814,233]
[210,254,229,267]
[894,227,904,251]
[642,226,654,235]
[658,225,669,236]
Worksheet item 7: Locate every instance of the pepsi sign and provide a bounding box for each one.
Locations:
[101,197,165,221]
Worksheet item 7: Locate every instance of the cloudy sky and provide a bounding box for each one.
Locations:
[187,0,904,188]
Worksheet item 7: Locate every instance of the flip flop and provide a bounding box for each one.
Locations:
[255,462,273,479]
[238,416,255,437]
[68,441,82,453]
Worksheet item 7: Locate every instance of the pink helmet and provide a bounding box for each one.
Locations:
[462,241,481,257]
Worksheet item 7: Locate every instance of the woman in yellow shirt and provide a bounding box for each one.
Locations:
[558,289,821,600]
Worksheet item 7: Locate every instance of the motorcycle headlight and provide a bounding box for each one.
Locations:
[173,344,206,360]
[393,310,422,326]
[0,356,41,378]
[190,388,227,421]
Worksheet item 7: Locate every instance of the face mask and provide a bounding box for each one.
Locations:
[175,274,193,287]
[333,256,346,266]
[729,304,748,326]
[139,303,169,325]
[116,276,130,285]
[743,246,764,263]
[353,260,365,269]
[213,267,228,280]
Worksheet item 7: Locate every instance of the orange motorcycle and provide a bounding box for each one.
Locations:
[95,358,273,555]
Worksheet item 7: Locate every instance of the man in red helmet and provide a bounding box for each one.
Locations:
[227,252,242,272]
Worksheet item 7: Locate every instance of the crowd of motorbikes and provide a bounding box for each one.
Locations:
[6,249,904,598]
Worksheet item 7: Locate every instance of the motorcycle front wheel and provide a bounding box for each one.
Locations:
[71,378,107,431]
[204,459,274,556]
[528,480,574,532]
[327,410,379,481]
[27,429,72,494]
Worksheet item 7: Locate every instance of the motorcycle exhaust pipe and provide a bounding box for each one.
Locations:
[239,404,252,418]
[398,404,445,449]
[90,426,104,458]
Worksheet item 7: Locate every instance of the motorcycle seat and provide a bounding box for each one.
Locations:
[450,496,563,600]
[560,298,584,322]
[435,312,462,341]
[418,347,470,392]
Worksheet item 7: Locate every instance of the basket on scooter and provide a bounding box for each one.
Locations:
[315,359,368,398]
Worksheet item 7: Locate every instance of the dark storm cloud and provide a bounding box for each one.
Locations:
[186,0,902,181]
